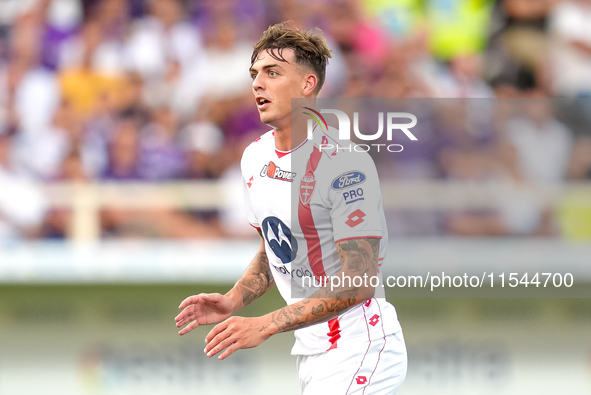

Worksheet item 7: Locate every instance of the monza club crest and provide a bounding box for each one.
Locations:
[299,173,316,205]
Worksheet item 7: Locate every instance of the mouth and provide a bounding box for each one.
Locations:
[256,96,271,110]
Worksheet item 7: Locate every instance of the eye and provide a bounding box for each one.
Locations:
[250,73,257,80]
[269,70,278,77]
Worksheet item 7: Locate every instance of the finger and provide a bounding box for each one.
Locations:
[176,309,197,326]
[175,307,195,322]
[218,342,241,360]
[205,320,229,344]
[178,320,200,336]
[175,315,194,328]
[205,332,233,357]
[179,294,204,309]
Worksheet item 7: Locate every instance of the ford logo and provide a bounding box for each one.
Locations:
[331,171,366,190]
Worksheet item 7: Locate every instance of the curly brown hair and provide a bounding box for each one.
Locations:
[251,22,332,94]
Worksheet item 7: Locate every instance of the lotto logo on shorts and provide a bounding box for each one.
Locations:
[356,376,368,384]
[369,314,380,326]
[345,209,366,227]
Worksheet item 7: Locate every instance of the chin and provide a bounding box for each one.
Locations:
[259,113,276,126]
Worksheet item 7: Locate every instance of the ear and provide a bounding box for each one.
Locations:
[302,73,318,96]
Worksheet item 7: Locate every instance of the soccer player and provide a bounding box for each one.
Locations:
[175,22,407,394]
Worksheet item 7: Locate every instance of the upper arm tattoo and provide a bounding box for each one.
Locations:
[336,238,380,276]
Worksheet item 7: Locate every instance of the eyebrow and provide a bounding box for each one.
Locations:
[249,64,282,74]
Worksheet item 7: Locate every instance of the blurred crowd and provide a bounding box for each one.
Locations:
[0,0,590,241]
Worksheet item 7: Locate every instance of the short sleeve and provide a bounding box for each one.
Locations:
[240,150,260,229]
[328,152,384,243]
[243,180,259,229]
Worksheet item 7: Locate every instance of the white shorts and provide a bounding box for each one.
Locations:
[296,331,407,395]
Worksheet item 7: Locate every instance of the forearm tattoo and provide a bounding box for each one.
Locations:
[236,248,275,307]
[263,238,380,334]
[233,230,275,308]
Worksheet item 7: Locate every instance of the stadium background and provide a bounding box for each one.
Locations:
[1,0,591,394]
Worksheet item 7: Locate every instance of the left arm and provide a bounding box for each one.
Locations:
[204,237,380,360]
[260,237,379,333]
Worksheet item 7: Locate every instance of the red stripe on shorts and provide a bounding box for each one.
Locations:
[326,317,341,351]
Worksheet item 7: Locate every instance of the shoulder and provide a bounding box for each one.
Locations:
[241,130,275,168]
[314,128,377,173]
[310,129,379,190]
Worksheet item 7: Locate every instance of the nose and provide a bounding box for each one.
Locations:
[252,73,264,92]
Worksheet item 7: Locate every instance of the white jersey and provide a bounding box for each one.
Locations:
[241,128,402,355]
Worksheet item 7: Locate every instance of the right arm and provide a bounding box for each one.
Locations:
[225,229,275,312]
[175,230,274,334]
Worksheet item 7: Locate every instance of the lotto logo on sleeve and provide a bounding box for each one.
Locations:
[345,209,366,227]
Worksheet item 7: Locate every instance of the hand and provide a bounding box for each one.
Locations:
[175,293,235,335]
[204,316,276,360]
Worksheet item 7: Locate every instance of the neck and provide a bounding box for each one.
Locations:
[273,97,316,151]
[274,119,309,152]
[274,125,291,152]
